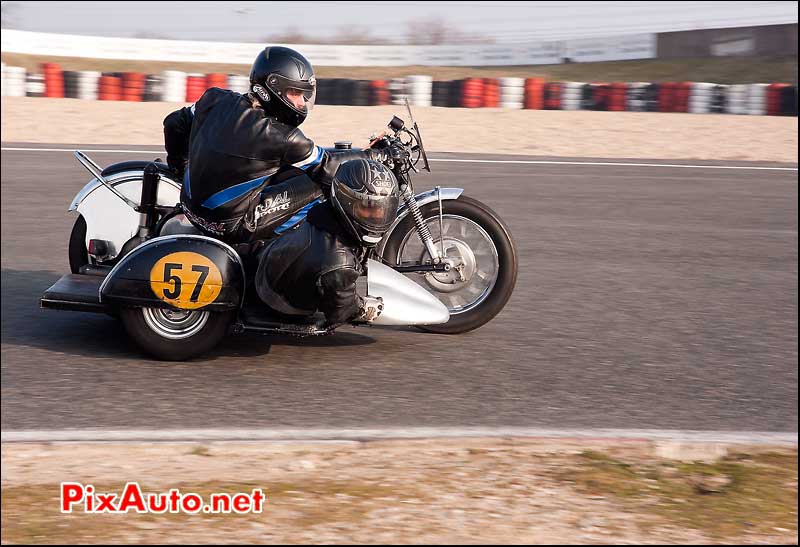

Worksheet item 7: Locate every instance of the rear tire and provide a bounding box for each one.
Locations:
[119,307,235,361]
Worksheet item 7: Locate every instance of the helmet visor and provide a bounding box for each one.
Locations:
[335,184,400,233]
[266,73,316,114]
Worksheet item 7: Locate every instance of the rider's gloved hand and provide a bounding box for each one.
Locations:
[366,141,408,166]
[356,295,384,322]
[388,141,410,162]
[167,158,187,181]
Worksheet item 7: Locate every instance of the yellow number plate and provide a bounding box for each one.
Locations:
[149,252,223,309]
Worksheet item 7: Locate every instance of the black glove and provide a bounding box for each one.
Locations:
[169,162,186,182]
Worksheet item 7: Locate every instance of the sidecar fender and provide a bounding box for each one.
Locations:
[99,235,245,311]
[70,169,181,261]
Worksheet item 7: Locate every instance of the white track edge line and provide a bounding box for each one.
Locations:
[2,428,797,444]
[2,147,797,171]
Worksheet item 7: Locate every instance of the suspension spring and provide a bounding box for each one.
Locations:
[403,191,441,261]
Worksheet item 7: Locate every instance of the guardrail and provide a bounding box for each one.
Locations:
[1,29,656,66]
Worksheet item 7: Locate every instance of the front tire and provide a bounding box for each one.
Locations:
[119,306,235,361]
[382,195,517,334]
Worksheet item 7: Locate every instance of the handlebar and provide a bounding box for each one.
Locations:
[368,112,430,180]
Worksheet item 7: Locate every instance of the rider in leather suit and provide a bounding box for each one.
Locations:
[255,159,400,326]
[163,46,401,243]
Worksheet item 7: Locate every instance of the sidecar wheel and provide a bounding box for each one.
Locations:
[120,306,235,361]
[382,195,517,334]
[69,215,89,274]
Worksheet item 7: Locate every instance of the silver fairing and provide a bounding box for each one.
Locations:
[366,259,449,326]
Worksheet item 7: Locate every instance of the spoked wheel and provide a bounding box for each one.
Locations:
[119,306,234,361]
[382,195,517,334]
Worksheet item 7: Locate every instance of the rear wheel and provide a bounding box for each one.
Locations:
[119,306,235,361]
[382,195,517,334]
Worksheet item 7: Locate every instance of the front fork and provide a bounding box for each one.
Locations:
[400,184,454,275]
[401,184,443,261]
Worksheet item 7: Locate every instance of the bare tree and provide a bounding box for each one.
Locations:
[261,18,493,46]
[404,17,495,45]
[262,27,315,44]
[329,25,394,45]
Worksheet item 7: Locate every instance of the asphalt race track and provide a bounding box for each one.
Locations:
[1,144,797,434]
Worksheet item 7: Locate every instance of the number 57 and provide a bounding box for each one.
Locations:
[162,263,210,302]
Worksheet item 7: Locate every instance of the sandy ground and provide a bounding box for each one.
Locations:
[2,97,797,162]
[2,439,797,544]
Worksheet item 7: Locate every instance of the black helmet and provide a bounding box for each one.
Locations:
[249,46,317,126]
[331,160,400,247]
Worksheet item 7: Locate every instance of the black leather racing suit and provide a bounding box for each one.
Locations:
[254,201,366,326]
[163,87,376,243]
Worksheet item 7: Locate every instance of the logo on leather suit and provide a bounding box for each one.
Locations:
[254,191,291,221]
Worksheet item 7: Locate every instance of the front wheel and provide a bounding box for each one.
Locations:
[119,306,235,360]
[382,195,517,334]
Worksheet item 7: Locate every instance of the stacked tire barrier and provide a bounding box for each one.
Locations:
[710,85,728,113]
[626,82,649,112]
[747,83,769,116]
[543,82,562,110]
[143,74,162,102]
[63,70,100,100]
[314,78,336,105]
[561,82,584,110]
[205,73,228,95]
[658,82,676,113]
[726,84,748,114]
[369,80,391,106]
[779,84,798,116]
[42,63,64,98]
[389,77,408,107]
[499,77,524,109]
[4,65,797,116]
[1,64,27,97]
[228,74,250,94]
[343,79,371,106]
[688,82,715,114]
[185,74,206,102]
[591,83,610,111]
[98,75,122,101]
[608,83,627,111]
[461,78,484,108]
[406,75,432,107]
[524,78,544,110]
[161,70,187,102]
[482,78,500,108]
[121,72,145,101]
[26,73,45,98]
